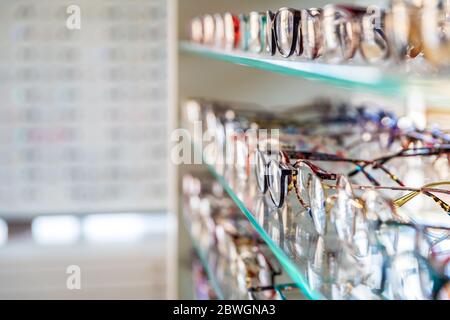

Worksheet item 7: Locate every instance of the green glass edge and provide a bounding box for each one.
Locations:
[205,163,324,300]
[274,283,300,301]
[188,227,226,300]
[180,42,402,95]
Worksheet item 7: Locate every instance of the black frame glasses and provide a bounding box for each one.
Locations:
[273,8,302,58]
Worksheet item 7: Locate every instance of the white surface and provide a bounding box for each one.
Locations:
[0,0,170,217]
[0,213,170,299]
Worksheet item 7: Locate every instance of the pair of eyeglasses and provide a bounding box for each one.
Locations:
[291,193,449,299]
[233,244,282,295]
[385,0,424,61]
[257,146,450,217]
[422,0,450,66]
[183,173,289,299]
[264,5,389,63]
[322,4,388,63]
[238,12,267,53]
[190,13,240,50]
[386,0,450,66]
[194,12,267,53]
[374,220,450,300]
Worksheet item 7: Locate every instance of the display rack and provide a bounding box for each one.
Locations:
[177,1,450,301]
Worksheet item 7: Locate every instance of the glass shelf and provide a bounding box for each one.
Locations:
[180,41,450,104]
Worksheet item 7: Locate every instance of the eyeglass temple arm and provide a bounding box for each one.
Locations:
[375,147,450,166]
[393,181,450,214]
[286,150,383,185]
[347,146,450,185]
[292,158,337,180]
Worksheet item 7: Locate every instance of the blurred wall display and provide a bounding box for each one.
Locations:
[0,0,169,216]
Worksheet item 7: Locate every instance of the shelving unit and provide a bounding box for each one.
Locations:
[176,0,450,300]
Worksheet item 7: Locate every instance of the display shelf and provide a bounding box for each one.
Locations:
[180,41,450,103]
[204,164,324,300]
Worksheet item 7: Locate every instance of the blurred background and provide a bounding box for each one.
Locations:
[0,0,175,299]
[2,0,448,301]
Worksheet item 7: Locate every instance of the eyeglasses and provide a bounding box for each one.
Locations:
[385,0,424,60]
[214,14,225,48]
[262,149,450,216]
[347,146,450,185]
[183,173,285,300]
[248,12,267,54]
[265,10,277,55]
[301,8,323,60]
[322,5,366,63]
[184,99,450,300]
[273,8,302,58]
[280,185,450,299]
[359,7,389,63]
[238,14,249,51]
[187,98,450,200]
[375,220,450,300]
[224,12,240,50]
[202,14,215,46]
[421,0,450,66]
[291,188,449,299]
[190,2,450,66]
[190,16,203,44]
